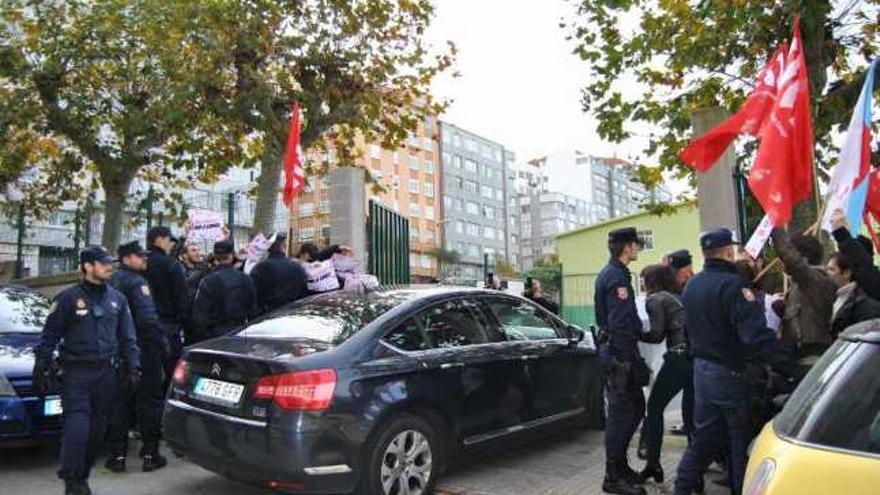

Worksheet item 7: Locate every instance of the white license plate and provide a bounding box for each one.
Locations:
[44,397,63,416]
[193,377,244,405]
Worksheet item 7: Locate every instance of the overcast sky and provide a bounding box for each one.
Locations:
[427,0,634,163]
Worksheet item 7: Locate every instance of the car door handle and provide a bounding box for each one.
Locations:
[439,362,465,370]
[520,355,539,361]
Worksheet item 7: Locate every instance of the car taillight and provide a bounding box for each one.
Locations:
[744,458,776,495]
[252,369,337,411]
[172,360,189,385]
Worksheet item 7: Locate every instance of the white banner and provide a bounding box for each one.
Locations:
[187,210,225,242]
[744,214,773,258]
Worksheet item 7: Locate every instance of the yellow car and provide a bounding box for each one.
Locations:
[744,320,880,495]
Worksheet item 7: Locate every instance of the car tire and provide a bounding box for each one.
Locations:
[358,413,442,495]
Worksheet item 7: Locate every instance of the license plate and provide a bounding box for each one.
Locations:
[44,397,63,416]
[193,377,244,405]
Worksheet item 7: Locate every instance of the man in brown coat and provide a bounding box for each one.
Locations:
[770,229,837,358]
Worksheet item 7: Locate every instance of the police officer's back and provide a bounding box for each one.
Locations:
[192,241,257,342]
[594,227,647,495]
[144,226,189,329]
[250,233,308,314]
[106,241,168,473]
[33,246,140,495]
[674,229,797,495]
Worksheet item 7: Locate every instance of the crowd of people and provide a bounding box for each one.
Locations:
[32,225,359,495]
[596,207,880,495]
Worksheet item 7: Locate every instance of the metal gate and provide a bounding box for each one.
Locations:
[367,201,410,284]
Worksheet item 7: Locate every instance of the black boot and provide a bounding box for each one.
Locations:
[64,479,92,495]
[640,462,664,483]
[694,476,705,494]
[104,454,126,473]
[604,462,647,495]
[141,443,168,472]
[622,462,645,485]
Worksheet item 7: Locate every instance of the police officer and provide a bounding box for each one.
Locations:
[191,240,257,342]
[665,249,695,290]
[144,226,188,379]
[105,241,168,473]
[250,233,308,314]
[33,246,140,495]
[595,227,647,495]
[675,229,797,495]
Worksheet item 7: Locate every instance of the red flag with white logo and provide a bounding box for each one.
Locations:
[679,46,787,172]
[282,102,305,208]
[747,19,814,227]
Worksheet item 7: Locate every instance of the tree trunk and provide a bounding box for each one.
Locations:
[252,135,283,236]
[100,167,136,249]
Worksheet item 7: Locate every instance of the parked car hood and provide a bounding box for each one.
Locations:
[0,333,40,378]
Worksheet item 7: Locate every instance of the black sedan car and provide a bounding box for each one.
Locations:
[164,286,603,495]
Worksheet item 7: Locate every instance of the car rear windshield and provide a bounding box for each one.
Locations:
[774,339,880,456]
[237,293,397,345]
[0,289,50,334]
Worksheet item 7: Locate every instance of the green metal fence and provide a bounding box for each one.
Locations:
[368,201,410,284]
[561,272,599,329]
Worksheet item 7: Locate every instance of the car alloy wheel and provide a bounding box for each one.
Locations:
[379,429,433,495]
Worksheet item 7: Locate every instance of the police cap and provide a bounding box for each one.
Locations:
[213,240,235,256]
[667,249,693,269]
[147,226,177,246]
[117,241,147,259]
[80,245,115,265]
[700,228,739,251]
[608,227,644,246]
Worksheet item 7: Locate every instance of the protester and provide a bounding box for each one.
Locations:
[524,279,560,315]
[250,232,308,314]
[594,227,647,495]
[178,242,205,277]
[144,226,189,379]
[296,241,345,262]
[830,208,880,301]
[106,241,168,473]
[827,252,880,338]
[675,228,798,495]
[33,246,140,495]
[769,228,837,357]
[191,241,257,342]
[664,249,695,290]
[636,264,691,485]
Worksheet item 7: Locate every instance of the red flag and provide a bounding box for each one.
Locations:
[282,102,305,208]
[679,46,787,172]
[866,168,880,219]
[747,20,814,227]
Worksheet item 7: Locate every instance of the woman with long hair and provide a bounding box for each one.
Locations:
[637,264,694,483]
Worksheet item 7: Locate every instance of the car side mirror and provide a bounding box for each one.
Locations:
[568,327,585,348]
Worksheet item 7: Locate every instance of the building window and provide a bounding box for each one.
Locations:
[425,206,435,220]
[464,159,477,173]
[300,227,315,241]
[638,229,654,250]
[454,155,463,169]
[444,195,453,209]
[370,144,381,159]
[467,222,479,236]
[426,229,436,243]
[392,175,400,190]
[410,203,421,217]
[464,137,477,152]
[410,227,420,241]
[424,183,434,198]
[465,180,478,194]
[424,161,434,174]
[410,254,418,267]
[442,129,451,144]
[455,176,464,189]
[409,179,420,194]
[420,254,432,269]
[481,185,493,198]
[319,201,330,214]
[455,220,464,234]
[443,152,452,168]
[423,137,433,152]
[299,203,315,217]
[454,134,462,147]
[495,189,503,201]
[466,201,479,215]
[484,227,495,240]
[409,155,419,170]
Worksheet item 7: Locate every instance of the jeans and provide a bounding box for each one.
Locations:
[642,352,694,463]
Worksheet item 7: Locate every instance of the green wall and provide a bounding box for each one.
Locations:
[557,203,702,329]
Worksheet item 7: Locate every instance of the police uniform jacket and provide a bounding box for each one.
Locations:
[35,281,140,368]
[250,251,308,315]
[145,249,189,325]
[594,258,642,361]
[192,264,257,341]
[683,258,795,376]
[109,267,165,353]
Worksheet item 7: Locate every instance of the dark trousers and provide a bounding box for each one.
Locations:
[59,362,118,481]
[605,375,646,465]
[642,352,694,463]
[160,323,183,389]
[107,348,166,455]
[675,359,751,495]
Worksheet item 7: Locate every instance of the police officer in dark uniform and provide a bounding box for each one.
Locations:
[144,226,188,380]
[666,249,695,290]
[594,227,647,495]
[675,229,797,495]
[105,241,168,473]
[33,246,140,495]
[191,240,257,342]
[250,233,308,315]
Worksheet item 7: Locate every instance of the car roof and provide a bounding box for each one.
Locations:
[840,318,880,345]
[302,284,517,308]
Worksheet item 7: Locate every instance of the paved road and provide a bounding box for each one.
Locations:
[2,428,729,495]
